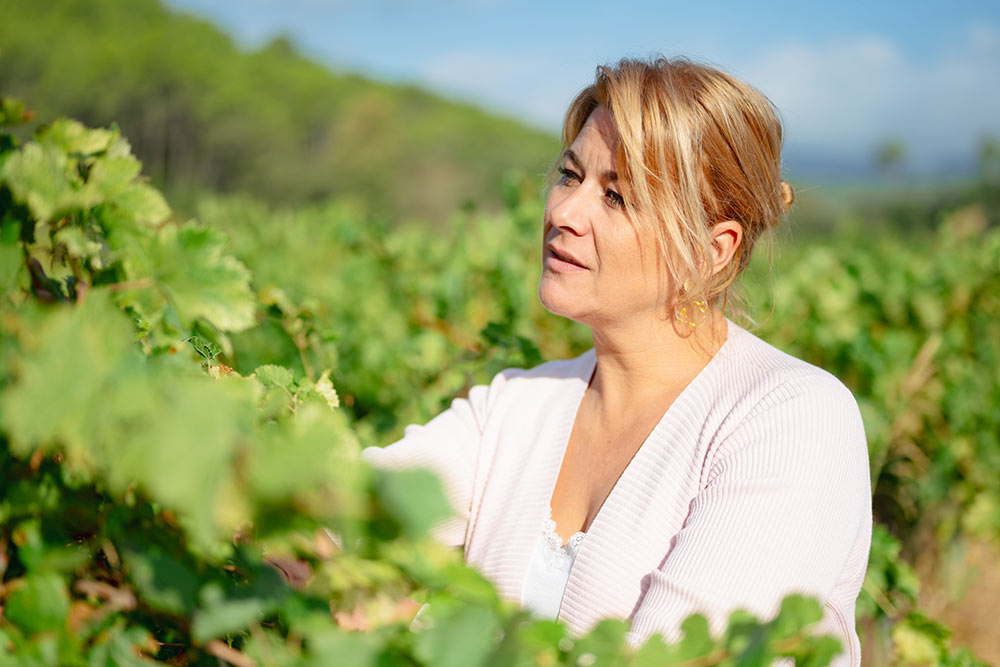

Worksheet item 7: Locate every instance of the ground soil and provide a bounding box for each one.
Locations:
[914,537,1000,664]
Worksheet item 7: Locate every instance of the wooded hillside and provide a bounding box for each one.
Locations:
[0,0,560,220]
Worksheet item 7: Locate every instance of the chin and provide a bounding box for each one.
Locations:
[538,276,586,322]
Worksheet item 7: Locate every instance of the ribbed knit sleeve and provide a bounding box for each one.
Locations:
[626,372,871,654]
[360,368,519,547]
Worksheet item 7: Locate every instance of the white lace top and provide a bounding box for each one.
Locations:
[519,508,586,619]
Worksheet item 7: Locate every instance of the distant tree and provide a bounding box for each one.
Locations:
[0,0,559,221]
[978,135,1000,184]
[874,138,906,179]
[265,34,298,57]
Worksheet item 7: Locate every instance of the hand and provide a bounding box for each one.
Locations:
[334,597,422,632]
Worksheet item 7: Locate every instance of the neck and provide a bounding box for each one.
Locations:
[586,308,727,417]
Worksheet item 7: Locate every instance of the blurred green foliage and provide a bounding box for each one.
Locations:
[1,96,997,664]
[0,103,881,665]
[0,0,560,221]
[3,0,1000,651]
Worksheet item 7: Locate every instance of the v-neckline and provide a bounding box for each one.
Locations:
[545,319,735,551]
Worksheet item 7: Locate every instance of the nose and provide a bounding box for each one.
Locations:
[547,185,590,237]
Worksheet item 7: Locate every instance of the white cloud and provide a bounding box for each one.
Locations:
[418,24,1000,172]
[743,23,1000,169]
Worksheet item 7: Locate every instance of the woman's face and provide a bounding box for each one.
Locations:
[538,106,669,328]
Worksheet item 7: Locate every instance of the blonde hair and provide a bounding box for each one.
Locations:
[560,57,793,320]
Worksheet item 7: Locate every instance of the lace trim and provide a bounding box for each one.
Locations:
[541,508,586,560]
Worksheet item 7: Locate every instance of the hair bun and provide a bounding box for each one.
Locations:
[780,180,794,213]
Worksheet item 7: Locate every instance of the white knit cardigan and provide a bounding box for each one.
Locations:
[361,320,872,666]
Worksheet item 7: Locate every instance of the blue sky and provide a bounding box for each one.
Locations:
[164,0,1000,175]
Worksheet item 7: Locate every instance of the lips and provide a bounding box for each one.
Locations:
[547,244,589,270]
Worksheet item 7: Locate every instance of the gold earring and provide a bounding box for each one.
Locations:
[675,281,708,329]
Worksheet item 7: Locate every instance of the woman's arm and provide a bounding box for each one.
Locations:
[626,373,872,650]
[360,368,520,548]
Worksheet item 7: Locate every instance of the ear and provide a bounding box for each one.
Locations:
[708,220,743,276]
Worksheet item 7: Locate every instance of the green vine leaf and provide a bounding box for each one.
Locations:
[0,142,99,222]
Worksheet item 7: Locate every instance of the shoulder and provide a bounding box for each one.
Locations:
[506,348,596,387]
[718,320,860,417]
[465,348,595,421]
[708,321,868,475]
[476,347,595,398]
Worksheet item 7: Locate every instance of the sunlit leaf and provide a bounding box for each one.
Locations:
[0,142,99,221]
[38,118,114,157]
[372,468,453,540]
[151,222,255,332]
[3,573,70,635]
[315,370,340,409]
[254,364,294,390]
[412,603,498,667]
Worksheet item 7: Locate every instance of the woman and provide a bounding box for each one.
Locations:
[362,57,872,665]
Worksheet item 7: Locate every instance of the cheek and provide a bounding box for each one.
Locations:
[541,199,555,237]
[601,228,645,274]
[602,234,665,300]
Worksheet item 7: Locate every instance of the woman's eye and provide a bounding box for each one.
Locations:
[604,190,625,209]
[558,167,580,184]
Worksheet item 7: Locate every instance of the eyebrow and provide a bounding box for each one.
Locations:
[563,149,619,182]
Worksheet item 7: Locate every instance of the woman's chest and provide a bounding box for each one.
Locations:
[463,404,714,621]
[548,413,659,540]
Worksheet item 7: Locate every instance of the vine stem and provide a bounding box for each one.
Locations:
[280,315,315,380]
[205,640,255,667]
